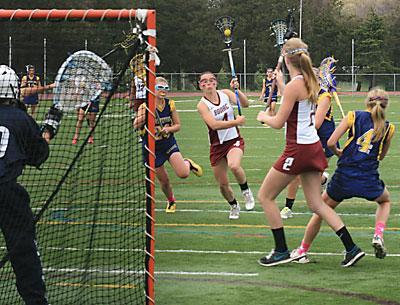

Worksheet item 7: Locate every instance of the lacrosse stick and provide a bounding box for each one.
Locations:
[267,9,298,109]
[266,19,287,110]
[319,56,345,118]
[215,16,242,116]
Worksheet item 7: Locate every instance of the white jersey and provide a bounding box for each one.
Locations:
[200,90,239,145]
[134,76,146,99]
[284,75,320,145]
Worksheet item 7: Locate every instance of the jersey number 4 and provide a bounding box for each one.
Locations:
[356,129,373,154]
[0,126,10,158]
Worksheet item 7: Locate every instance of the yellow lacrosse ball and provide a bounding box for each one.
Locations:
[224,29,231,37]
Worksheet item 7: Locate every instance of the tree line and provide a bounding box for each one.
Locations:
[0,0,399,80]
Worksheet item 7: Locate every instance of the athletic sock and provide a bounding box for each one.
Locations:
[271,227,288,253]
[374,222,385,239]
[336,226,356,252]
[239,181,248,191]
[228,198,238,207]
[167,194,176,204]
[300,240,310,253]
[285,198,295,209]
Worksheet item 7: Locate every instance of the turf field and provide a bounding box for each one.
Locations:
[155,95,400,305]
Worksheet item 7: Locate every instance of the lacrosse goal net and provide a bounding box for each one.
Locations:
[0,9,156,305]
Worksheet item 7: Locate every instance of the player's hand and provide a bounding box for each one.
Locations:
[40,105,63,140]
[256,110,268,123]
[161,126,172,135]
[235,115,246,126]
[230,78,240,90]
[274,69,283,83]
[335,148,343,157]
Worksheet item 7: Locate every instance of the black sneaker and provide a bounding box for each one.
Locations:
[258,249,292,267]
[341,246,365,267]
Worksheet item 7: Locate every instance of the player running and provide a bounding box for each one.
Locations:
[259,68,278,114]
[197,71,255,220]
[256,38,364,267]
[291,88,394,262]
[134,77,203,213]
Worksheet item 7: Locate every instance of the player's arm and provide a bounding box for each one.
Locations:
[133,103,146,130]
[259,79,266,100]
[327,113,351,157]
[21,83,55,98]
[256,79,296,129]
[379,124,395,161]
[162,101,180,134]
[315,94,331,129]
[21,75,27,88]
[24,116,50,166]
[197,101,245,130]
[222,79,249,108]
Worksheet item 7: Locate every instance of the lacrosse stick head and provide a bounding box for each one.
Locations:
[319,56,338,92]
[215,16,236,48]
[270,19,287,49]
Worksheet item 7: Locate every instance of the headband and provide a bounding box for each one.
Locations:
[284,48,308,56]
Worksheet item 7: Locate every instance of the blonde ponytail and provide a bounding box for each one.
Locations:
[365,88,389,141]
[283,38,319,104]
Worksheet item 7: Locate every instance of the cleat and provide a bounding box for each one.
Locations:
[258,249,292,267]
[341,246,365,267]
[229,204,240,220]
[72,137,78,145]
[185,158,203,177]
[242,188,255,211]
[372,236,386,259]
[280,207,293,219]
[88,136,94,144]
[321,171,329,190]
[290,248,310,264]
[165,202,176,213]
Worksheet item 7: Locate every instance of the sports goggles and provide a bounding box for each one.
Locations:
[155,84,170,91]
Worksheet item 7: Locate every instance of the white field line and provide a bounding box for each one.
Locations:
[2,246,396,258]
[43,267,258,277]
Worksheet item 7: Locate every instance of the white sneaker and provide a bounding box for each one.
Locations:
[229,204,240,220]
[372,235,386,259]
[321,171,329,191]
[242,188,255,210]
[280,207,293,219]
[290,248,310,264]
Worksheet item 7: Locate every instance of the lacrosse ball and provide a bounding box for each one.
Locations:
[224,29,231,37]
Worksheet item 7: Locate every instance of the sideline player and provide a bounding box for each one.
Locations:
[197,71,255,220]
[21,65,41,118]
[259,68,278,114]
[134,77,203,213]
[291,88,394,262]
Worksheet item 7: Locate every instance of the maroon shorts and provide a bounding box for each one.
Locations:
[273,141,328,175]
[133,98,146,112]
[210,137,245,166]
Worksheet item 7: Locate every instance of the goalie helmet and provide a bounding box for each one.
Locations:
[0,65,19,99]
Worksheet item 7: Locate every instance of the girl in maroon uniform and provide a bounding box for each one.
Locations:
[197,72,255,220]
[256,38,364,267]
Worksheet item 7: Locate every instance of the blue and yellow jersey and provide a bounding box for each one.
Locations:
[263,78,278,100]
[140,98,176,143]
[317,89,335,138]
[337,110,395,174]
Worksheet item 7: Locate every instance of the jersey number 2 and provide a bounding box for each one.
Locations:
[0,126,10,158]
[282,157,294,171]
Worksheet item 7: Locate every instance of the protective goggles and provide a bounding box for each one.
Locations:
[155,84,170,91]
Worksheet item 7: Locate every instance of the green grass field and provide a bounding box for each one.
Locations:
[155,95,400,305]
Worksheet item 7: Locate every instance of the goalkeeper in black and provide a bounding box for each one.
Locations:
[0,65,60,305]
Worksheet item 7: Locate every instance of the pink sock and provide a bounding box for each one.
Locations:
[300,240,311,253]
[167,194,176,204]
[374,222,385,238]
